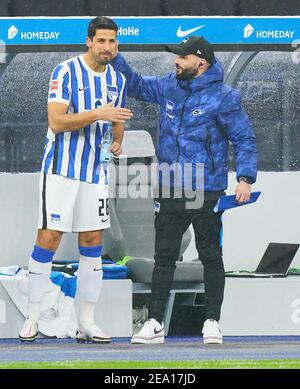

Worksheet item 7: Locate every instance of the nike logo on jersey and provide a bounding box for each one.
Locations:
[154,326,164,334]
[93,268,102,272]
[176,25,205,38]
[78,86,89,91]
[101,217,109,223]
[29,271,43,275]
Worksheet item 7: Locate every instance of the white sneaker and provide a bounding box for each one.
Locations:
[19,316,38,342]
[131,318,165,344]
[202,319,223,344]
[76,323,111,344]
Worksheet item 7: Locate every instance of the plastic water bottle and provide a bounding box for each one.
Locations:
[100,122,113,163]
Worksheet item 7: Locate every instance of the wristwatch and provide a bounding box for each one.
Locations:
[238,176,253,185]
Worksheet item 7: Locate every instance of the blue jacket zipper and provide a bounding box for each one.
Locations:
[176,93,191,162]
[205,127,216,172]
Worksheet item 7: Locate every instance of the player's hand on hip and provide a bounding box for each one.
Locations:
[235,182,251,203]
[96,103,133,123]
[109,142,122,157]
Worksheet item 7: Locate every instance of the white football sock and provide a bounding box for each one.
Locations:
[76,254,103,326]
[27,254,53,322]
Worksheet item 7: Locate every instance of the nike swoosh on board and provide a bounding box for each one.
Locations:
[176,25,205,38]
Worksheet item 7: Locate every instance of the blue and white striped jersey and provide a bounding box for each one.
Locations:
[41,54,127,184]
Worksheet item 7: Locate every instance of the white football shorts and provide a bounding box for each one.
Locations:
[37,173,110,232]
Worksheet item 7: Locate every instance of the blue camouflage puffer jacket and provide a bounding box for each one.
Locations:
[112,54,257,191]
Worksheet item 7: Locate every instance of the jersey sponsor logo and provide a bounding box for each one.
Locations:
[176,25,205,38]
[50,80,59,91]
[101,217,109,223]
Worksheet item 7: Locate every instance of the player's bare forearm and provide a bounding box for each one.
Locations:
[48,102,132,134]
[112,122,125,145]
[108,122,124,157]
[48,107,99,133]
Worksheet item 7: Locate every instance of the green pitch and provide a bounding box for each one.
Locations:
[0,360,300,369]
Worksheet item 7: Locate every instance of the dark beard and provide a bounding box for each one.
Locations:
[176,67,197,81]
[97,52,112,65]
[98,59,110,65]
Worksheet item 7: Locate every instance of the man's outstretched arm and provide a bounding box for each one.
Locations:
[111,53,169,105]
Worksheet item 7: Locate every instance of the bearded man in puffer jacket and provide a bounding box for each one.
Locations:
[111,36,257,345]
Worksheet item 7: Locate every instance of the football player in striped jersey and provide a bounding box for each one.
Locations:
[19,17,132,343]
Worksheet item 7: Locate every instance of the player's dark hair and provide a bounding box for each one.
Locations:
[88,17,118,39]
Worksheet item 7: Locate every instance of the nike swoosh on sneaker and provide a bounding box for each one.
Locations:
[154,326,164,334]
[176,25,206,38]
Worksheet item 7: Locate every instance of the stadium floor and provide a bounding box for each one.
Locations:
[0,336,300,362]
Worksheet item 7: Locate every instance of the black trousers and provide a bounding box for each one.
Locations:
[149,194,225,323]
